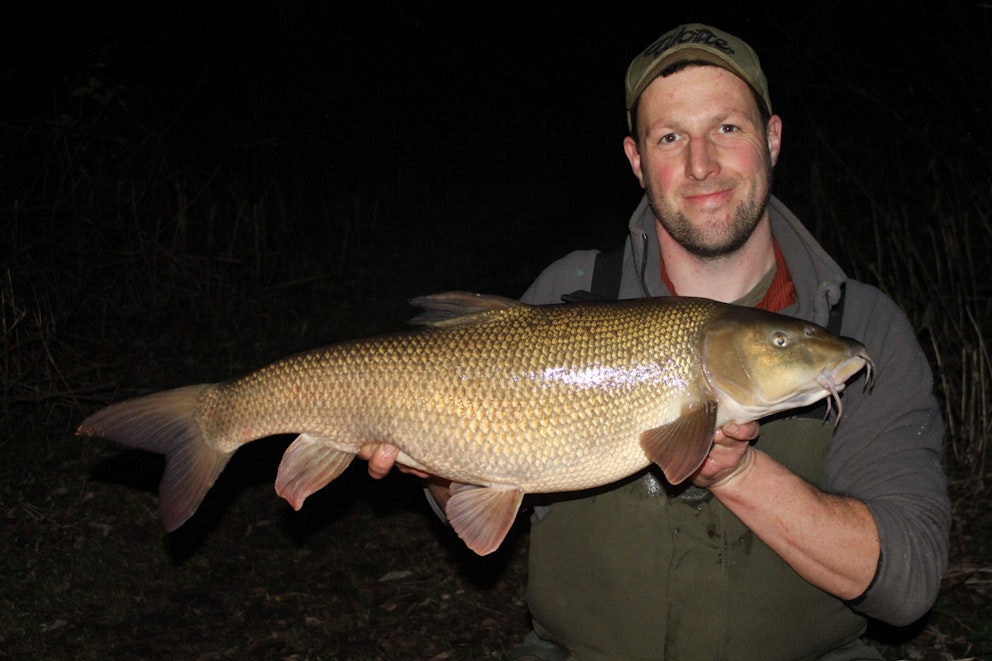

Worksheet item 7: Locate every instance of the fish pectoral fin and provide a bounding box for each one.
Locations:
[639,400,718,485]
[444,482,524,556]
[274,433,354,511]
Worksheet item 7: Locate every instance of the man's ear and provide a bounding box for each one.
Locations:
[767,115,783,166]
[623,135,646,187]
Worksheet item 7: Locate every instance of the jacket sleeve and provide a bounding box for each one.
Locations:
[825,281,950,626]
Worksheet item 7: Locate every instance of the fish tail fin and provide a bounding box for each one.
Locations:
[77,384,233,531]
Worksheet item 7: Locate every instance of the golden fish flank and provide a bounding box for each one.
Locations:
[77,291,874,556]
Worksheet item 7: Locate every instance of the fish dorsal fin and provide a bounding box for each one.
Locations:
[639,400,718,485]
[408,291,523,327]
[274,433,355,510]
[444,482,524,555]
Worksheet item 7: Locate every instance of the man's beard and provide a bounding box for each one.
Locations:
[650,166,773,260]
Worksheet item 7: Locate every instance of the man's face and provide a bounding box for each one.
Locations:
[623,65,782,259]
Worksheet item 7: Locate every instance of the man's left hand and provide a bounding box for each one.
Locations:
[691,421,760,488]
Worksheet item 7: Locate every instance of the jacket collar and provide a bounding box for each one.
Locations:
[626,194,848,326]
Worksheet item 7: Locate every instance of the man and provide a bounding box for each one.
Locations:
[363,23,950,660]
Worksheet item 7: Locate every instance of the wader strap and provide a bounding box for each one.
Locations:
[826,282,846,335]
[561,245,625,303]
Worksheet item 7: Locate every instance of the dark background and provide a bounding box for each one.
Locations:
[2,4,990,659]
[6,2,988,292]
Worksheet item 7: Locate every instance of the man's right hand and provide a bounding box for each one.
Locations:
[358,443,452,519]
[358,443,430,479]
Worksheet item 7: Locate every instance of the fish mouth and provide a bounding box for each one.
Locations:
[816,349,875,423]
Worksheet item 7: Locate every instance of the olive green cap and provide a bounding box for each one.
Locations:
[625,23,772,130]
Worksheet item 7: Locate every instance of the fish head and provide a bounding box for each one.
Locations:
[700,305,873,422]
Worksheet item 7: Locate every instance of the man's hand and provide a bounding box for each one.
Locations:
[358,443,452,519]
[701,422,881,600]
[358,443,430,479]
[691,421,760,488]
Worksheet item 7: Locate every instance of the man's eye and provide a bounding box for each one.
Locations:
[659,133,678,144]
[719,124,739,134]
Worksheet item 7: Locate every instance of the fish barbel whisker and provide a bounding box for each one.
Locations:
[823,377,843,425]
[817,350,875,425]
[863,353,877,391]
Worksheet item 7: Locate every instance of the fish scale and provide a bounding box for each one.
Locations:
[77,291,872,555]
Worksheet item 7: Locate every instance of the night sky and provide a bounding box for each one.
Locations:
[5,3,989,277]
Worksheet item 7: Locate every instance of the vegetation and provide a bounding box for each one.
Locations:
[2,10,990,660]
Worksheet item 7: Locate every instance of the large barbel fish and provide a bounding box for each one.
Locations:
[78,292,873,555]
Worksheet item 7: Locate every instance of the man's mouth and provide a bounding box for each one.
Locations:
[683,188,733,209]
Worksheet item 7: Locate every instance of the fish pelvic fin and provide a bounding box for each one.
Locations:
[274,433,355,510]
[407,291,523,327]
[639,400,718,485]
[444,482,524,556]
[76,384,232,531]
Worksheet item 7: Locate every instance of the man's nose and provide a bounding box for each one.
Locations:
[685,136,719,180]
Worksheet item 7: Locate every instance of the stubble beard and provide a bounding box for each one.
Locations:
[649,164,774,260]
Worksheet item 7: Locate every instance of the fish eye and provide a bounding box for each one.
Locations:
[772,331,790,348]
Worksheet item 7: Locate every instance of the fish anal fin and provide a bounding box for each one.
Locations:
[640,400,718,485]
[444,482,524,556]
[275,433,354,510]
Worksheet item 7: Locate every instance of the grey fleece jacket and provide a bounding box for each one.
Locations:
[521,194,950,627]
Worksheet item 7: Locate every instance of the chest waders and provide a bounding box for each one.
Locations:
[525,417,880,660]
[519,251,881,660]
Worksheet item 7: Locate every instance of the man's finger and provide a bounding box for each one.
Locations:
[366,444,399,479]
